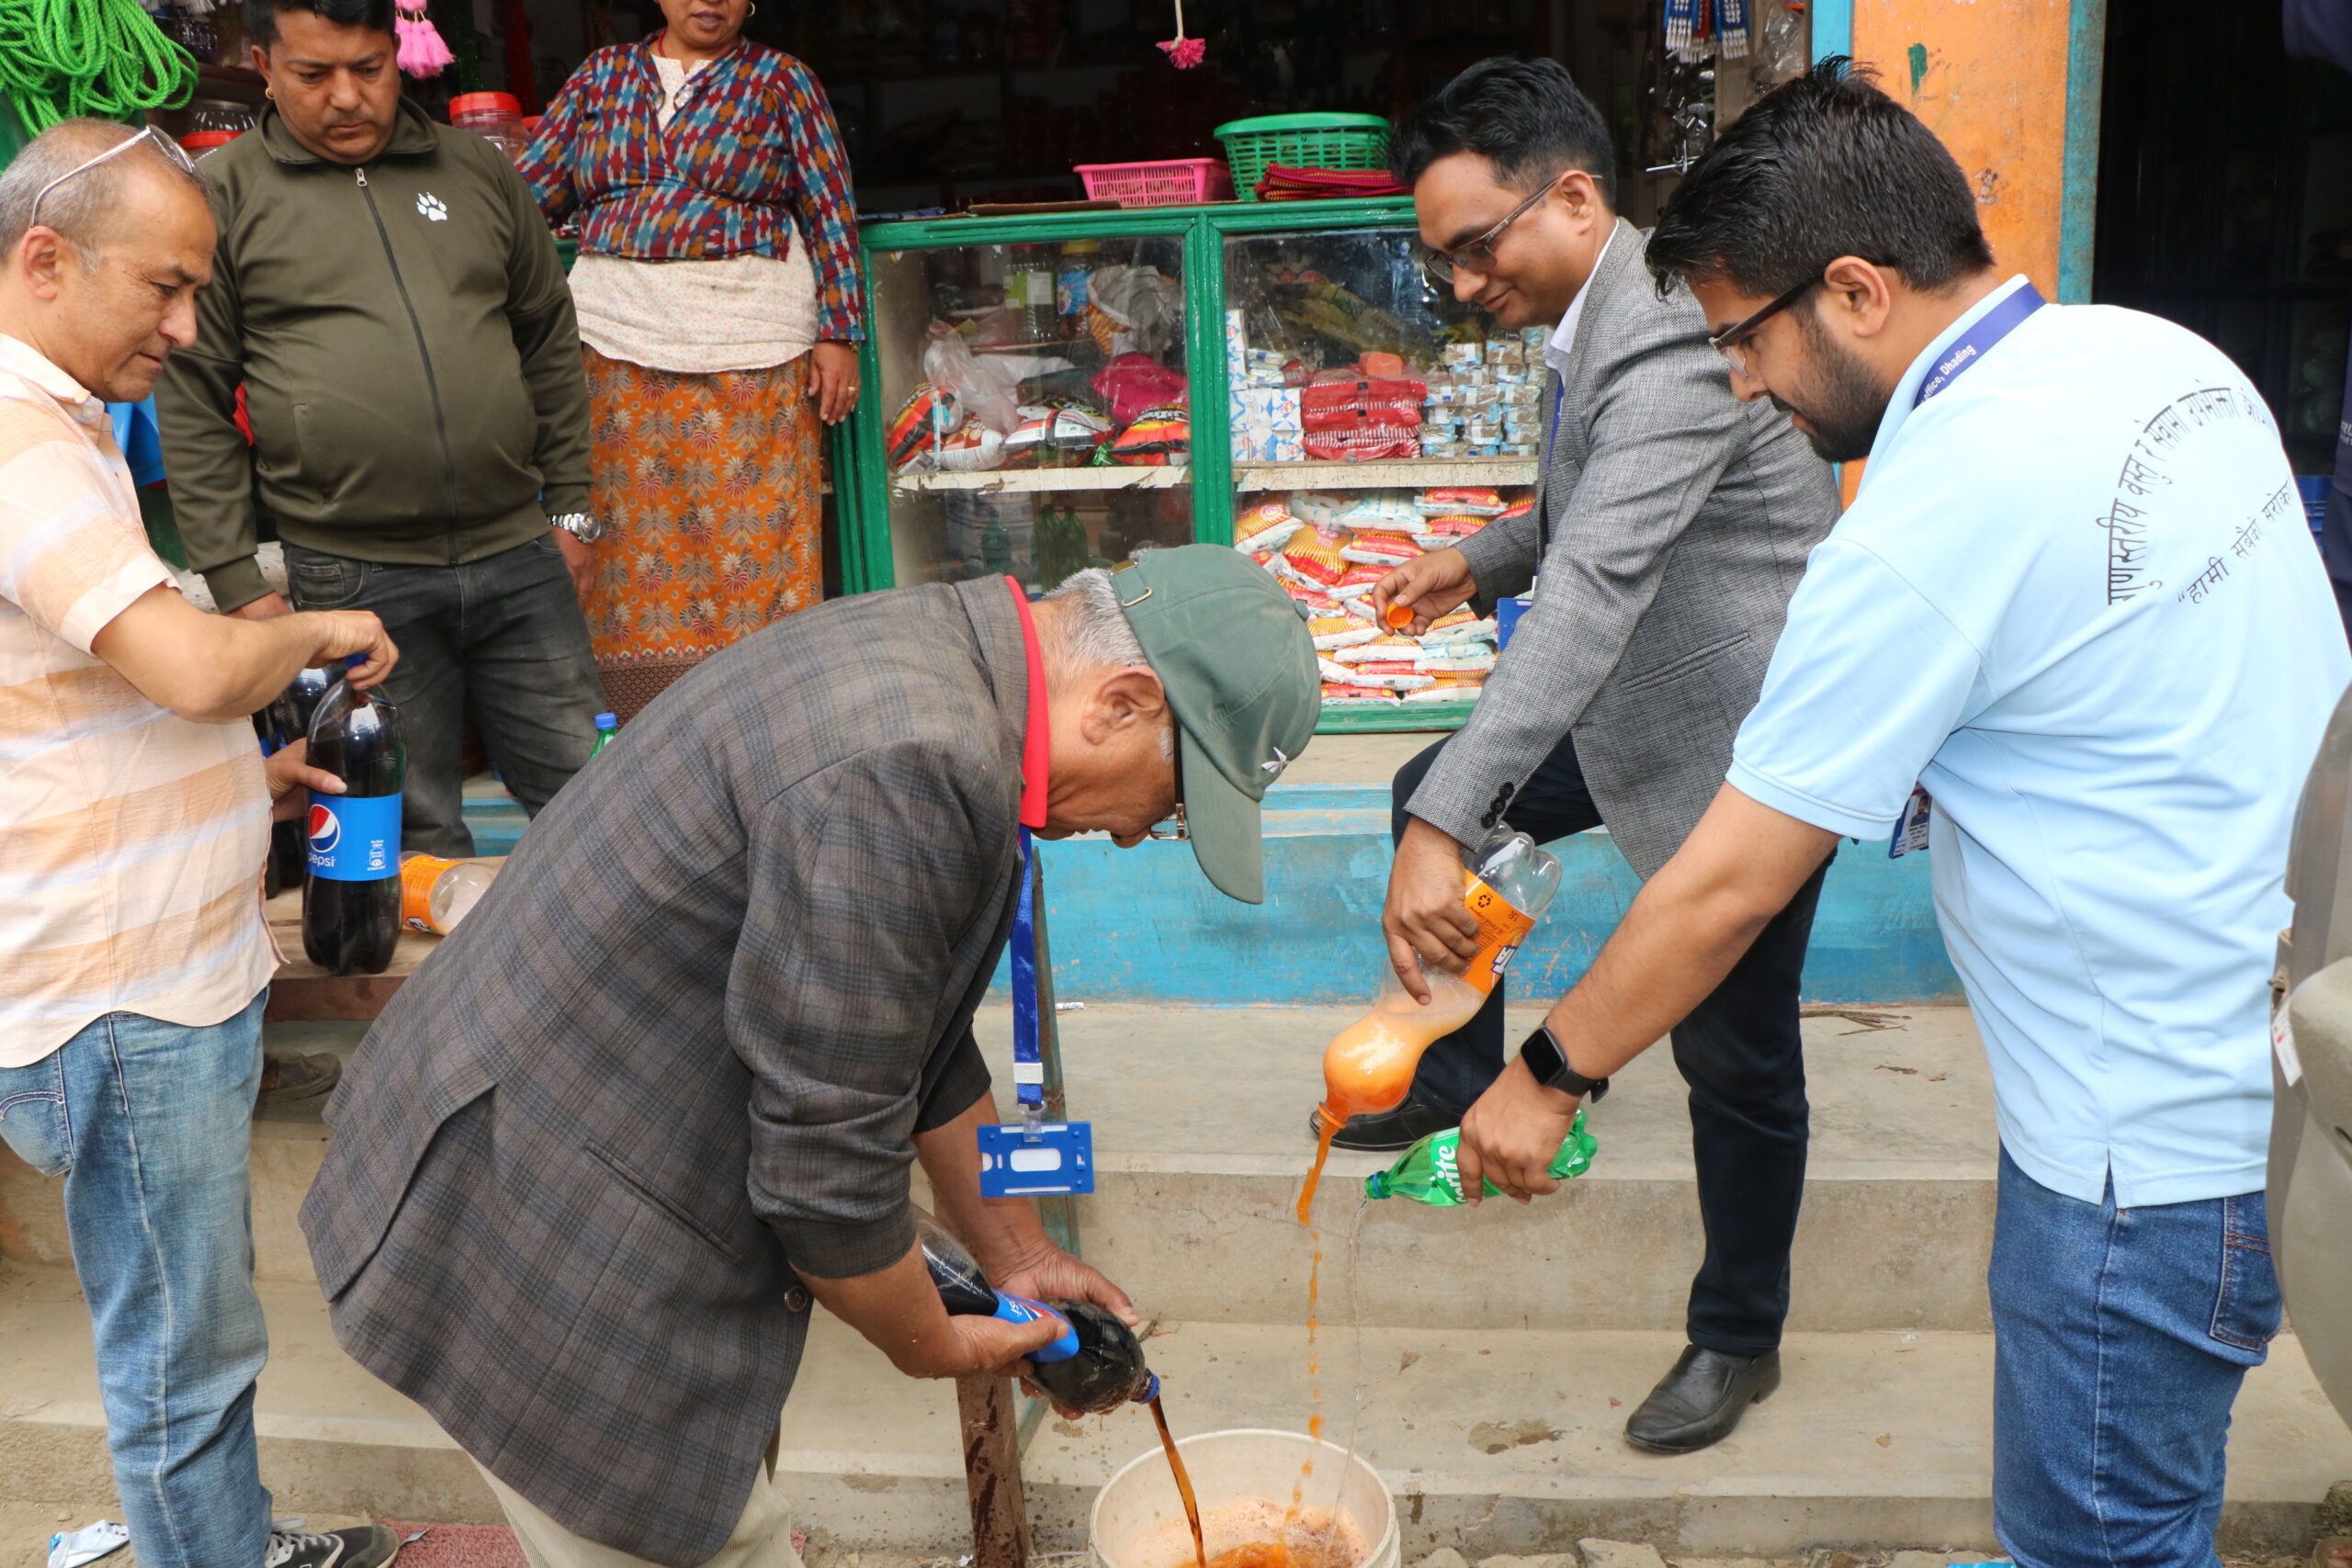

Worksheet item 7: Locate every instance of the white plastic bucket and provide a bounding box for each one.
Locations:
[1089,1428,1399,1568]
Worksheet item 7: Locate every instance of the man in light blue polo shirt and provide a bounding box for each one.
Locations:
[1445,62,2351,1568]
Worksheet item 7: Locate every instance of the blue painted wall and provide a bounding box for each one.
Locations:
[466,782,1960,1008]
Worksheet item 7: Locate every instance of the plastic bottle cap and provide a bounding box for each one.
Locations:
[1382,601,1414,629]
[344,653,368,672]
[449,91,522,120]
[594,712,617,728]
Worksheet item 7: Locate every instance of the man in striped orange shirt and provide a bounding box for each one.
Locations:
[0,122,401,1568]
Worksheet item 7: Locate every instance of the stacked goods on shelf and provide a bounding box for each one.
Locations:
[1419,327,1550,459]
[1235,489,1532,710]
[886,264,1188,479]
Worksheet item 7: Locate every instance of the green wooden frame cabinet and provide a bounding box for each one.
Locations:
[831,196,1526,734]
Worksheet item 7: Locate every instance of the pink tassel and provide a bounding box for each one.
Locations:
[395,0,456,77]
[1157,0,1204,67]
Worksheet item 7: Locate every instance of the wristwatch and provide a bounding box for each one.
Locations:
[1519,1023,1610,1102]
[550,511,605,545]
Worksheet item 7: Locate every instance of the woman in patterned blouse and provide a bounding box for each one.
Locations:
[519,0,864,719]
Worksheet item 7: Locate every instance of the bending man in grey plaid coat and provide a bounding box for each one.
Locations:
[300,547,1318,1568]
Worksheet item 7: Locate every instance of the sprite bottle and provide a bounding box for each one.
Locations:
[1363,1109,1595,1207]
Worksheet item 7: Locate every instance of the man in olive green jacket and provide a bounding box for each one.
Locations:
[157,0,601,855]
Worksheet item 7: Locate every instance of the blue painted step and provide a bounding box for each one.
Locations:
[460,781,1959,1008]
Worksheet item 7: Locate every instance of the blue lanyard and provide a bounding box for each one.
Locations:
[1009,826,1043,1116]
[1914,283,2045,406]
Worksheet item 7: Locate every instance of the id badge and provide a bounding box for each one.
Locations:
[978,1122,1095,1198]
[1888,784,1932,859]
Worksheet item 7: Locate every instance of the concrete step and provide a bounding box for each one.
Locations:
[5,1263,2342,1558]
[0,1007,1998,1334]
[463,736,1961,1009]
[0,1006,1996,1333]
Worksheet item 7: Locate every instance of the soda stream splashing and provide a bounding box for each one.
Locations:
[1148,1393,1206,1568]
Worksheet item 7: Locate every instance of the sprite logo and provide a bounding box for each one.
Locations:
[1433,1138,1463,1193]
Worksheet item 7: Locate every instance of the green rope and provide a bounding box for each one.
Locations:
[0,0,198,137]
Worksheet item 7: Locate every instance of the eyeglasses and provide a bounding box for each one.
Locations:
[1416,180,1561,289]
[1705,275,1824,379]
[1146,803,1189,841]
[28,127,198,235]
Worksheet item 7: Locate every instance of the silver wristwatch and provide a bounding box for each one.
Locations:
[550,511,605,545]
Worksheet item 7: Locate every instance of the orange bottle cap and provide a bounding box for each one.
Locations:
[1382,601,1414,629]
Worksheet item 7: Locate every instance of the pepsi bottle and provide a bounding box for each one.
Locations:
[301,655,405,976]
[916,1213,1156,1413]
[267,664,335,895]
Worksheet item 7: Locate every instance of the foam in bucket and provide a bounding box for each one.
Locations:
[1125,1501,1367,1568]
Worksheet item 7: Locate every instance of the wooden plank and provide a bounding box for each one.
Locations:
[261,861,503,1021]
[956,1372,1031,1568]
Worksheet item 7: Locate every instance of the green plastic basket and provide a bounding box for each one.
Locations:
[1214,112,1392,200]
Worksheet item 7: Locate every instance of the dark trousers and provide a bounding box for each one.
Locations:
[1394,732,1827,1355]
[285,536,603,857]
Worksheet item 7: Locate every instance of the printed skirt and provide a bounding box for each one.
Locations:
[582,344,822,721]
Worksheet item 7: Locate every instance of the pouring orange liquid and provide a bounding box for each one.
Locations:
[1298,973,1486,1221]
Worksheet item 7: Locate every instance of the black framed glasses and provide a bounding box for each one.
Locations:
[1416,181,1558,288]
[1707,276,1822,379]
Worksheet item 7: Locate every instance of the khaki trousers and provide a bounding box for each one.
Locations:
[475,1439,804,1568]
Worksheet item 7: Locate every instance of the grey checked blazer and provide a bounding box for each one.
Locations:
[1412,220,1840,877]
[300,579,1030,1566]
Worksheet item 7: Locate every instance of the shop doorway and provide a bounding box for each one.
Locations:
[2094,0,2352,473]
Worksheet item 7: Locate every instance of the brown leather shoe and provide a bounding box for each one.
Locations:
[257,1052,341,1108]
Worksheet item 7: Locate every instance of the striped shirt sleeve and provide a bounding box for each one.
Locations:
[0,406,170,654]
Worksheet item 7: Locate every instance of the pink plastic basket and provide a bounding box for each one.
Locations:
[1074,158,1235,207]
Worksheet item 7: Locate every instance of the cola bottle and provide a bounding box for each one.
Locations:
[268,664,335,894]
[915,1214,1157,1413]
[301,655,405,976]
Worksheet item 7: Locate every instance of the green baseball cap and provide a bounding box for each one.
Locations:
[1111,545,1318,904]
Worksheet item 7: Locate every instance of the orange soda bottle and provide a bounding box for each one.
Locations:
[1315,830,1563,1126]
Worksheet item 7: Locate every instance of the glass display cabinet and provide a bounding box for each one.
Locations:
[840,198,1535,732]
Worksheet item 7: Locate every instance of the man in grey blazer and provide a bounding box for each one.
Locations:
[300,548,1317,1568]
[1351,59,1840,1455]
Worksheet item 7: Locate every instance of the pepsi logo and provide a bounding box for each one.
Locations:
[307,803,341,853]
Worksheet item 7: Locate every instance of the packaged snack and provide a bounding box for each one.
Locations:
[1415,645,1498,675]
[1345,493,1411,531]
[1358,350,1407,381]
[886,382,963,470]
[1322,683,1402,706]
[1003,403,1112,467]
[1344,668,1437,692]
[1418,487,1510,516]
[1329,562,1392,598]
[1287,585,1346,617]
[1234,502,1304,554]
[1317,656,1362,684]
[1421,613,1499,645]
[1091,353,1187,426]
[1330,635,1420,665]
[1404,682,1482,703]
[1487,339,1527,368]
[1309,616,1382,651]
[1340,529,1424,568]
[1496,496,1535,522]
[1419,436,1468,459]
[929,424,1006,472]
[1420,513,1488,539]
[1281,533,1351,588]
[1441,340,1485,368]
[1108,403,1191,466]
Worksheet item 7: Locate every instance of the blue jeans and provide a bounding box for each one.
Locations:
[0,996,272,1568]
[1991,1147,2280,1568]
[286,535,604,858]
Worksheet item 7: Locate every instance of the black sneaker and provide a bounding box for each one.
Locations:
[1310,1100,1462,1152]
[266,1525,401,1567]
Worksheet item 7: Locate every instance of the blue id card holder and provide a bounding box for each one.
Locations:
[979,1122,1094,1198]
[985,828,1095,1198]
[1889,785,1932,859]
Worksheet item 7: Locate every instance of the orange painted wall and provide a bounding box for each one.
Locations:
[1850,0,2075,299]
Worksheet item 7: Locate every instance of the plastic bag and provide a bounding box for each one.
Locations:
[1091,353,1189,428]
[923,329,1025,435]
[1086,265,1183,359]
